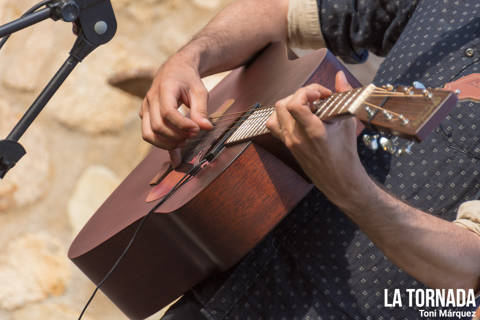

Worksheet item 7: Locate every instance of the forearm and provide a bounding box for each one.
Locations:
[329,169,480,291]
[175,0,289,77]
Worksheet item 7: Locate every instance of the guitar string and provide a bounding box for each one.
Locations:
[182,99,428,145]
[206,91,432,123]
[205,89,377,120]
[171,90,440,145]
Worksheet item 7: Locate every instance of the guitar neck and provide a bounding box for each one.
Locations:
[225,85,377,145]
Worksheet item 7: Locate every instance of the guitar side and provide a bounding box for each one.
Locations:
[68,43,361,320]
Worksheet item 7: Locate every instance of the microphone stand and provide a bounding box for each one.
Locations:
[0,0,116,178]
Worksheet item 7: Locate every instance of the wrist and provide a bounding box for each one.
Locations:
[327,164,379,214]
[172,43,203,75]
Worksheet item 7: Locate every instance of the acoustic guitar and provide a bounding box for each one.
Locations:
[68,42,457,319]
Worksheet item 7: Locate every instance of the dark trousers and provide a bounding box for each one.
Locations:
[161,292,206,320]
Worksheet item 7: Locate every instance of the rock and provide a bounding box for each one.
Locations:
[0,181,16,211]
[108,68,155,99]
[192,0,222,10]
[46,40,155,133]
[0,102,50,212]
[0,233,70,311]
[0,21,62,92]
[0,0,70,92]
[68,166,120,235]
[12,302,93,320]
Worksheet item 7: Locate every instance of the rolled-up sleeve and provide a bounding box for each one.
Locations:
[287,0,326,49]
[454,201,480,236]
[288,0,419,63]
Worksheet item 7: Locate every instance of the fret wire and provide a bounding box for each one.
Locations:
[232,108,270,142]
[337,88,363,116]
[315,93,337,116]
[325,91,349,118]
[252,108,274,139]
[256,109,274,136]
[326,90,354,117]
[241,117,257,140]
[314,95,333,115]
[318,92,343,118]
[339,88,363,115]
[249,109,271,139]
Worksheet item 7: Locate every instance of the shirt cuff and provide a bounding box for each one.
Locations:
[453,200,480,236]
[287,0,326,49]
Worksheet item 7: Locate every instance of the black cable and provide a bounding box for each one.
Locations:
[77,159,208,320]
[0,0,55,51]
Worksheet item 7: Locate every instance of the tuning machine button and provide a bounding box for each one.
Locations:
[413,81,426,90]
[379,137,398,155]
[362,134,379,151]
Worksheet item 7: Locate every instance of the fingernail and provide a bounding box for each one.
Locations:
[201,118,213,128]
[338,71,347,82]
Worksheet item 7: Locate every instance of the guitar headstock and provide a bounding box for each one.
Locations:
[352,84,458,142]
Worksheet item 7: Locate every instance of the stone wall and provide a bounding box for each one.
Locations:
[0,1,381,319]
[0,1,232,319]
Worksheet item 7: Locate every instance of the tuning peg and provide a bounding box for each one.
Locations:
[413,81,426,90]
[379,137,397,154]
[382,110,394,121]
[398,114,409,126]
[364,106,376,119]
[362,134,379,151]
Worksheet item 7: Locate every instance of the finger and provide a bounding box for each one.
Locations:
[169,148,182,168]
[189,84,213,131]
[139,98,146,119]
[156,84,199,132]
[303,83,332,97]
[274,95,295,133]
[146,99,189,143]
[287,87,325,127]
[266,111,284,142]
[141,108,177,150]
[324,115,358,139]
[301,84,332,112]
[335,71,353,93]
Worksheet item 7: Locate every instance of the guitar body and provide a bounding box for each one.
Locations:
[68,43,362,319]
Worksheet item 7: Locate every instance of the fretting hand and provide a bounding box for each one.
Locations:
[266,71,369,204]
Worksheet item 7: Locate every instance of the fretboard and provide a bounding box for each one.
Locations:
[225,84,375,145]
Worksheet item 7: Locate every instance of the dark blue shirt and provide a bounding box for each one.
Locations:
[185,1,480,319]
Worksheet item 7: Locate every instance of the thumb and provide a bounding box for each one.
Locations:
[335,71,353,92]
